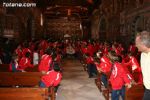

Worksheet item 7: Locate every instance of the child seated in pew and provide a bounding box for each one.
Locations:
[18,52,34,72]
[85,53,97,78]
[38,48,53,74]
[109,55,133,100]
[9,54,21,72]
[39,62,62,93]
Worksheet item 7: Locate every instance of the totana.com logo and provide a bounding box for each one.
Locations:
[3,2,36,7]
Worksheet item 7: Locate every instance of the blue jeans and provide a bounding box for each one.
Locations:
[39,81,59,93]
[39,81,46,87]
[143,89,150,100]
[111,86,125,100]
[101,73,108,88]
[87,64,97,77]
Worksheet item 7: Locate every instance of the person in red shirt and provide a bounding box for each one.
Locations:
[85,53,97,78]
[124,53,143,84]
[109,55,132,100]
[22,42,32,57]
[39,62,62,92]
[38,49,53,73]
[9,54,21,72]
[18,52,34,71]
[15,45,22,62]
[95,50,113,88]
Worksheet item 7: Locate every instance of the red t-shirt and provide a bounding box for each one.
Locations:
[38,54,52,72]
[109,62,131,90]
[41,70,62,87]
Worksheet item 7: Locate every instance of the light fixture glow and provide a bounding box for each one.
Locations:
[40,13,43,26]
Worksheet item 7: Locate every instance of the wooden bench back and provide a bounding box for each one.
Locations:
[0,72,43,87]
[0,64,9,72]
[0,64,39,72]
[0,87,48,100]
[25,65,39,72]
[125,84,144,100]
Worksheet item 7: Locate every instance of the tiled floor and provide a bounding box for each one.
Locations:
[56,58,105,100]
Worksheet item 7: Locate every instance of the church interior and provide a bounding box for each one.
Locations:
[0,0,149,100]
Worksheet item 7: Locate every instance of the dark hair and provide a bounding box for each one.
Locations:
[53,62,61,72]
[118,56,122,63]
[109,50,116,57]
[25,52,30,58]
[51,52,57,60]
[11,54,18,63]
[114,55,122,63]
[44,48,52,55]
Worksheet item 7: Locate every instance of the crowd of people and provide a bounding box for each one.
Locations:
[0,30,149,99]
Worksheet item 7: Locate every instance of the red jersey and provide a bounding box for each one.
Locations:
[15,47,22,61]
[81,47,88,54]
[18,57,33,70]
[86,56,94,64]
[96,56,112,73]
[55,54,61,63]
[87,44,94,56]
[38,54,52,72]
[129,56,141,72]
[41,70,62,87]
[128,44,136,53]
[22,48,31,57]
[109,62,131,90]
[123,56,143,84]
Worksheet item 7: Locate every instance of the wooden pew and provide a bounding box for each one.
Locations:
[95,72,111,100]
[0,87,49,100]
[25,65,39,72]
[96,76,144,100]
[0,64,9,72]
[125,84,144,100]
[0,72,42,87]
[0,72,55,100]
[95,73,103,91]
[0,64,39,72]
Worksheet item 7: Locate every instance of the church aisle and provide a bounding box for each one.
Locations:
[56,58,105,100]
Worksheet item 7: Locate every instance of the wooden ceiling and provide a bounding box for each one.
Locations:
[34,0,101,19]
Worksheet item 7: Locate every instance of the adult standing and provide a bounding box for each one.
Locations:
[135,31,150,100]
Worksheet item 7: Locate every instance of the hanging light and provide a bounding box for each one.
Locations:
[87,0,93,4]
[80,23,82,30]
[40,13,43,26]
[67,9,71,16]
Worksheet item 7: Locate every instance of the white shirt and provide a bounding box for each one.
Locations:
[141,52,150,89]
[33,52,39,65]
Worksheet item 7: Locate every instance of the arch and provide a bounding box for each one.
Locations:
[130,16,144,41]
[145,18,150,31]
[99,16,107,41]
[132,16,144,33]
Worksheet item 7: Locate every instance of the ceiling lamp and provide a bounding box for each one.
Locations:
[87,0,93,4]
[67,9,71,16]
[40,13,43,26]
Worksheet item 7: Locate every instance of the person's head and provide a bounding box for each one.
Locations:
[114,55,122,63]
[96,50,103,58]
[108,50,116,59]
[25,52,31,58]
[44,48,52,55]
[128,52,134,57]
[51,52,57,60]
[135,31,150,53]
[53,62,61,72]
[11,54,18,62]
